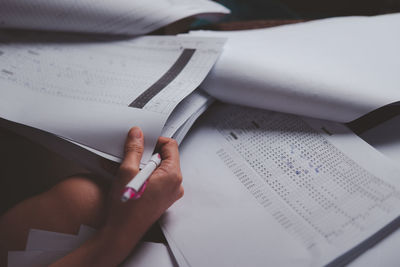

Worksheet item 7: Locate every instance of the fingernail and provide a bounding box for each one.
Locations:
[132,127,142,139]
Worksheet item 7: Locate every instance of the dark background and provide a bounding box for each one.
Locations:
[215,0,400,20]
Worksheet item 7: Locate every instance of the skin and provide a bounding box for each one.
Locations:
[0,127,184,267]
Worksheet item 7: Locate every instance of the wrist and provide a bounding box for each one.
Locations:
[86,227,135,267]
[100,204,157,254]
[50,228,134,267]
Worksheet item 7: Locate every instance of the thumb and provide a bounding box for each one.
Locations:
[118,127,144,185]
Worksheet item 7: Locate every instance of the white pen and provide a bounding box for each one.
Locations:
[121,153,162,202]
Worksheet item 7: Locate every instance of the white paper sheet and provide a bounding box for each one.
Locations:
[9,226,176,267]
[0,89,162,163]
[9,243,176,267]
[347,116,400,266]
[161,103,400,267]
[188,13,400,122]
[0,34,225,164]
[161,90,213,138]
[0,118,119,178]
[26,229,85,251]
[8,250,69,267]
[171,98,214,145]
[0,0,229,35]
[78,225,97,241]
[349,227,400,267]
[0,34,225,116]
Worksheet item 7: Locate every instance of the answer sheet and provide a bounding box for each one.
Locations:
[0,0,229,35]
[0,33,225,164]
[161,103,400,267]
[189,13,400,122]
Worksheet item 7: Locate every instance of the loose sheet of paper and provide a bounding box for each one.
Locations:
[8,251,69,267]
[161,103,400,267]
[26,229,86,251]
[0,0,229,35]
[0,33,225,163]
[188,13,400,122]
[161,90,213,138]
[9,226,176,267]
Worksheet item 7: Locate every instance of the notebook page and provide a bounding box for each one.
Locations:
[161,103,400,267]
[0,0,229,35]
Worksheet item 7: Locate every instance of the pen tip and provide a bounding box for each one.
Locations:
[121,193,130,202]
[121,187,136,202]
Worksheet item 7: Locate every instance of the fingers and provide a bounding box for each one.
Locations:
[118,127,144,185]
[155,137,180,166]
[152,137,183,197]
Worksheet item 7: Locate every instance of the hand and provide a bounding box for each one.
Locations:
[51,127,183,267]
[102,127,184,248]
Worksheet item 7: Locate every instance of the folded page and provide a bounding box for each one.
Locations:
[171,99,213,145]
[161,90,213,139]
[0,0,229,35]
[188,13,400,122]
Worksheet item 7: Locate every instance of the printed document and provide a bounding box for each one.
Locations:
[161,103,400,266]
[0,32,225,164]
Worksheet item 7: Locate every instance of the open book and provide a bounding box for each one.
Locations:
[0,0,229,35]
[0,31,224,171]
